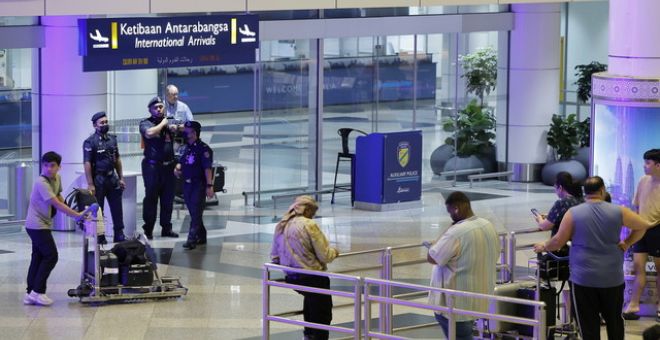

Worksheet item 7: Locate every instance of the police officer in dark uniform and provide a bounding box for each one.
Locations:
[83,111,126,243]
[174,121,214,250]
[139,97,179,240]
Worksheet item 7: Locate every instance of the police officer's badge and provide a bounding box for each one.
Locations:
[187,154,195,164]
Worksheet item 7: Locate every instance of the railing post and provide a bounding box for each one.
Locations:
[380,247,393,334]
[508,231,517,283]
[364,281,371,340]
[499,233,509,283]
[447,295,456,340]
[262,265,270,340]
[354,278,363,340]
[381,247,393,334]
[536,303,547,340]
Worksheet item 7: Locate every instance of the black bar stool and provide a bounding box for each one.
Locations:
[331,128,367,205]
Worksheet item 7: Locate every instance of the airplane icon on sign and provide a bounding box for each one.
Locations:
[89,29,109,43]
[238,24,256,43]
[239,24,255,37]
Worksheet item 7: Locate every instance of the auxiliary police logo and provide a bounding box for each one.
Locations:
[397,142,410,168]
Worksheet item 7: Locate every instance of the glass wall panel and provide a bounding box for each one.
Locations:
[561,2,608,120]
[255,39,316,204]
[0,47,32,228]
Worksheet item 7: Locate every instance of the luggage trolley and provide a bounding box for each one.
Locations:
[532,251,579,340]
[67,204,188,303]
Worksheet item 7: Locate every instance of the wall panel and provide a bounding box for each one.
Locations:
[151,0,245,14]
[45,0,149,15]
[247,0,334,11]
[0,0,44,16]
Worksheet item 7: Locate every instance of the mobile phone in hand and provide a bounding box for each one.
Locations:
[531,208,541,218]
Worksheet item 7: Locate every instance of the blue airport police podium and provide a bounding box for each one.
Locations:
[354,131,422,211]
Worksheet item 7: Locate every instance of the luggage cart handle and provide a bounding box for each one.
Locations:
[76,203,100,222]
[543,251,569,262]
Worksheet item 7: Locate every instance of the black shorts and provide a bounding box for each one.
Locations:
[632,224,660,257]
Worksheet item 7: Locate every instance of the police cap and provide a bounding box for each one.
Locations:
[184,120,202,136]
[91,111,107,124]
[147,96,164,108]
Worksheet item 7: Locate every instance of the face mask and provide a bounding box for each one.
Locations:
[99,125,110,134]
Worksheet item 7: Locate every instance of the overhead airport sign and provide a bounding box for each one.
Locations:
[79,15,258,72]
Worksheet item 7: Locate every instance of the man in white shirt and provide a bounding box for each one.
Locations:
[164,84,194,154]
[427,191,499,340]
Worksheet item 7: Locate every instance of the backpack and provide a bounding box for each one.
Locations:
[65,188,98,212]
[111,240,147,266]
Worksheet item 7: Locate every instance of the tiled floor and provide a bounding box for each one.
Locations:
[0,182,657,339]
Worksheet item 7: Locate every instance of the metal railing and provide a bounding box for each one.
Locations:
[363,277,547,340]
[264,232,522,339]
[507,227,547,283]
[262,263,548,340]
[263,263,363,340]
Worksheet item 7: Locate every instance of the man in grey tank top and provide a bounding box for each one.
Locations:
[534,176,657,340]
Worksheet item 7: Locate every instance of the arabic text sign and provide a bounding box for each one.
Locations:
[79,15,258,71]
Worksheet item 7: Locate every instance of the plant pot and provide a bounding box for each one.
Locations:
[443,155,484,180]
[430,144,455,176]
[541,160,587,186]
[574,147,590,171]
[478,147,497,173]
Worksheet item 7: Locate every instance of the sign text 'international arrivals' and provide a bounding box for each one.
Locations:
[79,15,258,72]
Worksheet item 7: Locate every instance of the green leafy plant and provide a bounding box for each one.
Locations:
[547,114,579,160]
[574,62,607,103]
[443,100,496,157]
[459,47,497,107]
[576,117,591,148]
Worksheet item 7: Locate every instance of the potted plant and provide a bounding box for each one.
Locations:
[541,114,587,185]
[441,99,497,173]
[459,47,497,107]
[574,116,591,170]
[574,62,607,104]
[430,47,497,176]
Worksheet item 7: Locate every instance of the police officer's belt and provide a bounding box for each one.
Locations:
[146,159,175,166]
[95,170,114,176]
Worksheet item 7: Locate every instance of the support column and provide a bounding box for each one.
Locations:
[497,4,560,182]
[608,0,660,76]
[33,16,107,188]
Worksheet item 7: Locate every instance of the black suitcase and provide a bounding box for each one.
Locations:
[212,165,225,192]
[119,263,154,287]
[86,250,119,287]
[515,286,556,336]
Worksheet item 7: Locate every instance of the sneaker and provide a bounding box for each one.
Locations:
[23,293,33,305]
[621,311,640,320]
[28,292,53,306]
